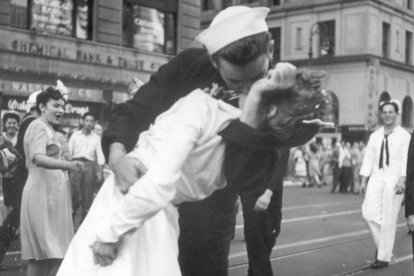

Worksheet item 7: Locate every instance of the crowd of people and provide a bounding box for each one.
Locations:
[0,5,413,276]
[288,140,367,193]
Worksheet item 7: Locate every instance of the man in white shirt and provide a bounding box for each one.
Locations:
[359,100,411,269]
[68,113,105,221]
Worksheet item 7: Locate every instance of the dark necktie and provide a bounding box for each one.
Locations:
[379,132,391,169]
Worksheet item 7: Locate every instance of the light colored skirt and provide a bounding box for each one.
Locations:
[20,168,74,260]
[57,174,181,276]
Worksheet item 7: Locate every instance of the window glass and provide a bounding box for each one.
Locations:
[296,27,302,49]
[123,3,176,55]
[31,0,74,36]
[10,0,28,28]
[318,20,335,57]
[269,27,281,62]
[76,0,90,39]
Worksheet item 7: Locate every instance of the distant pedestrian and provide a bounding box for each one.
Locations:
[2,112,20,146]
[320,144,333,186]
[331,142,342,193]
[308,143,321,188]
[339,142,353,193]
[93,123,103,137]
[0,91,40,264]
[360,100,410,269]
[293,146,308,187]
[351,142,362,194]
[1,112,20,214]
[68,112,105,222]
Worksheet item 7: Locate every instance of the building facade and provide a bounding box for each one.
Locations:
[0,0,200,132]
[201,0,414,143]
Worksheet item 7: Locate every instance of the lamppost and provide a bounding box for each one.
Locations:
[308,22,320,64]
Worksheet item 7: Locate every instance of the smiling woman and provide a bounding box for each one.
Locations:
[19,87,86,276]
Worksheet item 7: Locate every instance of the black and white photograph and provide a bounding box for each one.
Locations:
[1,0,414,275]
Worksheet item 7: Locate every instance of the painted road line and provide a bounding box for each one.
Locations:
[236,201,362,216]
[236,209,362,229]
[229,222,406,260]
[282,201,362,211]
[332,254,413,276]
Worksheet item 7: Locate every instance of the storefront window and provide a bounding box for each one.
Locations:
[10,0,28,28]
[3,0,91,39]
[30,0,91,39]
[123,2,176,55]
[31,0,74,36]
[75,0,90,39]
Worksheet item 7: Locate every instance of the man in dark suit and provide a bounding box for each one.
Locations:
[405,131,414,268]
[239,147,290,276]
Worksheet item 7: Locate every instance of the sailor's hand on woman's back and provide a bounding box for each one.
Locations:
[109,142,148,194]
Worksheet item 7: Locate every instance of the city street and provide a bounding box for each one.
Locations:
[1,183,413,275]
[229,184,414,276]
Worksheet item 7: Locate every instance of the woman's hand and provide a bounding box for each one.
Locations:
[109,143,148,194]
[90,240,120,266]
[407,215,414,232]
[68,160,86,172]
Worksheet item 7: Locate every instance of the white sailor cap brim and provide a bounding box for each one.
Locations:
[196,6,270,55]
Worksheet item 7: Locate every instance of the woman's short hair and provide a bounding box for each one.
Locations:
[212,32,271,66]
[2,112,20,125]
[36,87,65,114]
[265,68,327,140]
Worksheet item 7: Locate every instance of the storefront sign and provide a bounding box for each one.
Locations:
[2,30,165,72]
[6,97,90,116]
[343,125,366,132]
[0,80,105,103]
[64,103,89,115]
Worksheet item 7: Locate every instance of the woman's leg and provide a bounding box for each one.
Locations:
[27,260,48,276]
[47,259,62,276]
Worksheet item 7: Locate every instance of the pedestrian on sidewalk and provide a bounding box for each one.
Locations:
[331,141,342,193]
[68,112,105,222]
[0,90,40,264]
[1,112,20,213]
[359,99,410,269]
[293,146,308,187]
[308,143,322,188]
[339,141,353,193]
[20,88,85,276]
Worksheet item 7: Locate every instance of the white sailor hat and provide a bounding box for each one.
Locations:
[26,90,42,112]
[379,99,402,113]
[196,6,270,55]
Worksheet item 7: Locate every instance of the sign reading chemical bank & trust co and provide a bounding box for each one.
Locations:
[0,29,166,72]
